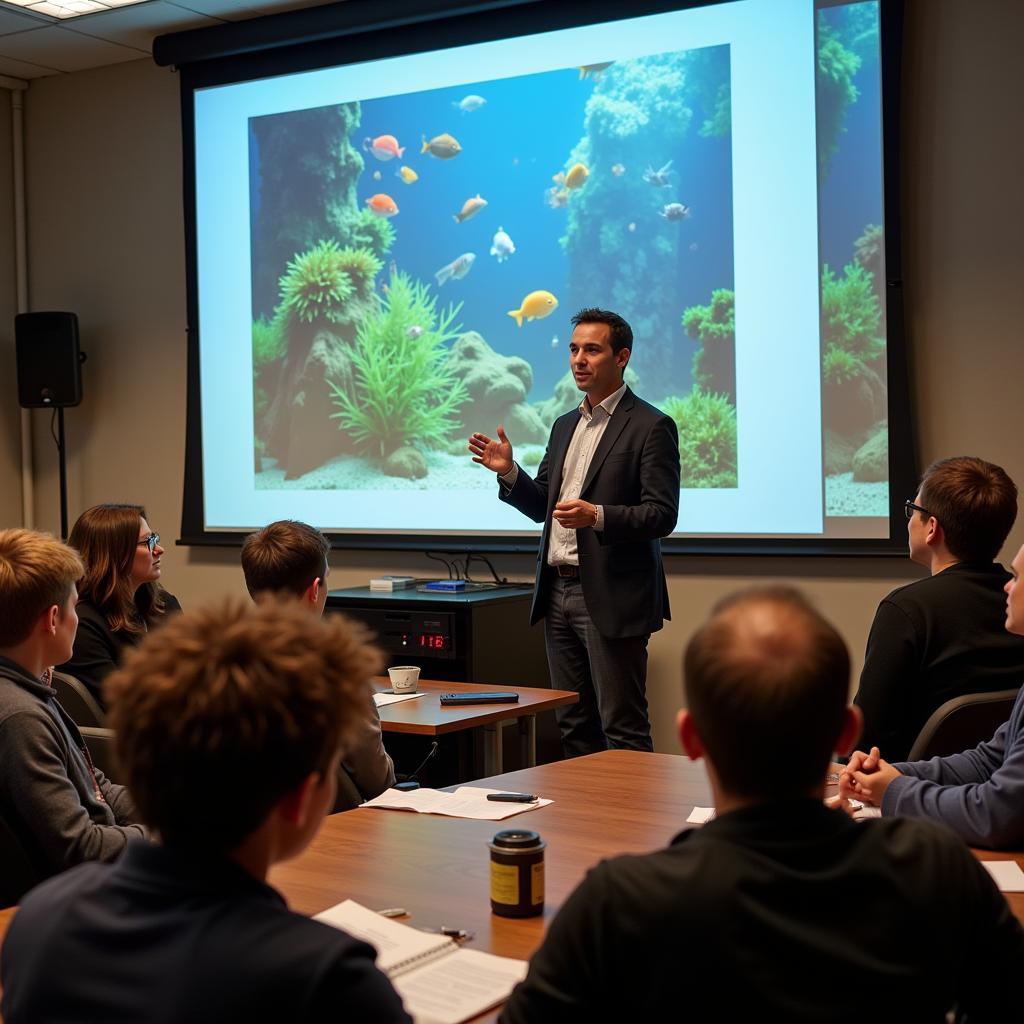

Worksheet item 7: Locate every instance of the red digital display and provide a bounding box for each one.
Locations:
[419,633,447,650]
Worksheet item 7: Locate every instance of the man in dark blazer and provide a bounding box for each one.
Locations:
[469,308,680,754]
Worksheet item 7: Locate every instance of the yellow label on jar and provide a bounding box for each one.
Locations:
[491,861,520,905]
[531,861,545,905]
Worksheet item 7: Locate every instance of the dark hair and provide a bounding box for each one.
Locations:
[68,504,165,636]
[107,597,381,850]
[241,520,330,599]
[570,308,633,352]
[0,529,84,647]
[684,586,850,801]
[917,457,1017,562]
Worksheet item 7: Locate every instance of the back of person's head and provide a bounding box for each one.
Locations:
[918,456,1017,563]
[241,520,330,599]
[69,503,163,633]
[684,586,850,801]
[106,597,380,851]
[0,529,83,648]
[570,307,633,352]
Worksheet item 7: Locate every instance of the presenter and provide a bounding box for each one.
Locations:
[469,308,680,755]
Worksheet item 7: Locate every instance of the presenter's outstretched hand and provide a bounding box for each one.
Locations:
[469,426,514,476]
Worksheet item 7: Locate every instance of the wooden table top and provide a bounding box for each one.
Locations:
[372,677,578,736]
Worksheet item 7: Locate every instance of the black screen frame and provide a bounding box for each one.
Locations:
[169,0,912,556]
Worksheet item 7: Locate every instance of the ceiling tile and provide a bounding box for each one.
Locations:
[0,48,59,76]
[0,23,143,69]
[68,0,221,50]
[0,5,52,31]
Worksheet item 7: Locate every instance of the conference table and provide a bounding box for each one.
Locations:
[2,752,1023,1023]
[372,677,578,776]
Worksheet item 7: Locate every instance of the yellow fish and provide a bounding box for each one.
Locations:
[396,165,418,185]
[421,133,462,159]
[552,163,589,190]
[507,290,558,328]
[578,61,613,79]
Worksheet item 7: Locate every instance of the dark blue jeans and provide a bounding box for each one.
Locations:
[544,574,654,757]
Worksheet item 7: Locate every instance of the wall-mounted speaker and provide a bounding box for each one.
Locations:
[15,311,83,408]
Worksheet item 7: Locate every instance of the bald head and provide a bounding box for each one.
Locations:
[684,587,851,801]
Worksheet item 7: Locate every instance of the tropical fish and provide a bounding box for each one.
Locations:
[578,61,613,79]
[611,163,625,177]
[407,325,424,338]
[434,252,476,286]
[643,161,673,187]
[627,222,637,233]
[366,193,399,218]
[490,226,516,263]
[553,163,589,190]
[396,165,418,185]
[545,186,569,210]
[507,290,558,327]
[660,203,692,221]
[551,334,559,349]
[453,94,486,113]
[372,170,382,181]
[363,134,404,161]
[421,133,462,159]
[453,194,487,223]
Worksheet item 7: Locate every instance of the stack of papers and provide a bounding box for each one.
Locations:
[363,786,552,820]
[374,691,424,708]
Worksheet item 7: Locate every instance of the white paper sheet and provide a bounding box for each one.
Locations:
[374,691,426,708]
[686,806,716,824]
[362,786,552,820]
[981,860,1024,893]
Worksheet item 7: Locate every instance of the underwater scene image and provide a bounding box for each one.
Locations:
[816,1,888,518]
[249,43,736,492]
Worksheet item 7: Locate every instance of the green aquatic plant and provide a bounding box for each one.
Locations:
[348,208,396,262]
[276,241,383,331]
[683,289,735,404]
[822,346,863,387]
[662,388,737,489]
[329,271,469,459]
[252,316,286,368]
[816,20,861,177]
[821,262,883,362]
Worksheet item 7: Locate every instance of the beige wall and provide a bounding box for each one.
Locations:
[1,0,1022,753]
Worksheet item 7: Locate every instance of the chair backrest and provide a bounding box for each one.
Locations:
[331,766,365,814]
[51,671,106,728]
[80,726,120,784]
[907,688,1020,761]
[0,812,44,909]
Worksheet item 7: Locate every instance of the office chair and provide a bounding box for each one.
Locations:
[906,688,1020,762]
[331,767,365,813]
[51,671,106,728]
[0,812,43,908]
[80,727,121,783]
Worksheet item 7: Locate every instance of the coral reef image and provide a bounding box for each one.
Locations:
[248,43,735,490]
[816,2,888,517]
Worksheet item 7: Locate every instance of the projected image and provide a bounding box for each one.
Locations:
[248,44,734,493]
[815,2,887,518]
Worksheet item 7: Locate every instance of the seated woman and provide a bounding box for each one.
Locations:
[59,504,181,708]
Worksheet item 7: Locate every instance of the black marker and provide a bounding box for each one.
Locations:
[486,792,538,803]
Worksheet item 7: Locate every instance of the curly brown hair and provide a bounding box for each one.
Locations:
[68,504,166,637]
[106,597,382,849]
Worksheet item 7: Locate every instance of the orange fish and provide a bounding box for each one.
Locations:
[363,135,404,161]
[366,193,399,218]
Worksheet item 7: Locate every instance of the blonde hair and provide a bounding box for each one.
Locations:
[0,529,84,647]
[106,597,381,849]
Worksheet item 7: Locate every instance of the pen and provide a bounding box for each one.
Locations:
[375,907,409,918]
[486,792,538,803]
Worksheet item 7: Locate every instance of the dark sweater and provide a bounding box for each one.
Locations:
[500,802,1024,1023]
[1,841,411,1023]
[59,591,182,708]
[0,656,145,880]
[855,562,1024,760]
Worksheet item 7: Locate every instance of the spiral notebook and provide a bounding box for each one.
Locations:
[315,899,527,1023]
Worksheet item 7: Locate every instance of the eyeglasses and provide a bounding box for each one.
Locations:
[138,532,160,554]
[903,500,930,520]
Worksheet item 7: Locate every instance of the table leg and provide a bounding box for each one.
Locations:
[483,722,503,776]
[519,715,537,767]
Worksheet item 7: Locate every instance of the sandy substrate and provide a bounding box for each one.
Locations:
[826,472,888,517]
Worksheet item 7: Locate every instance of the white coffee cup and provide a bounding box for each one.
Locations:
[388,665,420,694]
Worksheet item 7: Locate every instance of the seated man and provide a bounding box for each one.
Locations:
[1,598,411,1022]
[0,529,144,889]
[842,541,1024,850]
[855,456,1024,760]
[501,587,1024,1022]
[241,520,394,807]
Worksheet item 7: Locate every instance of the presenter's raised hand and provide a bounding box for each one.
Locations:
[469,425,514,476]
